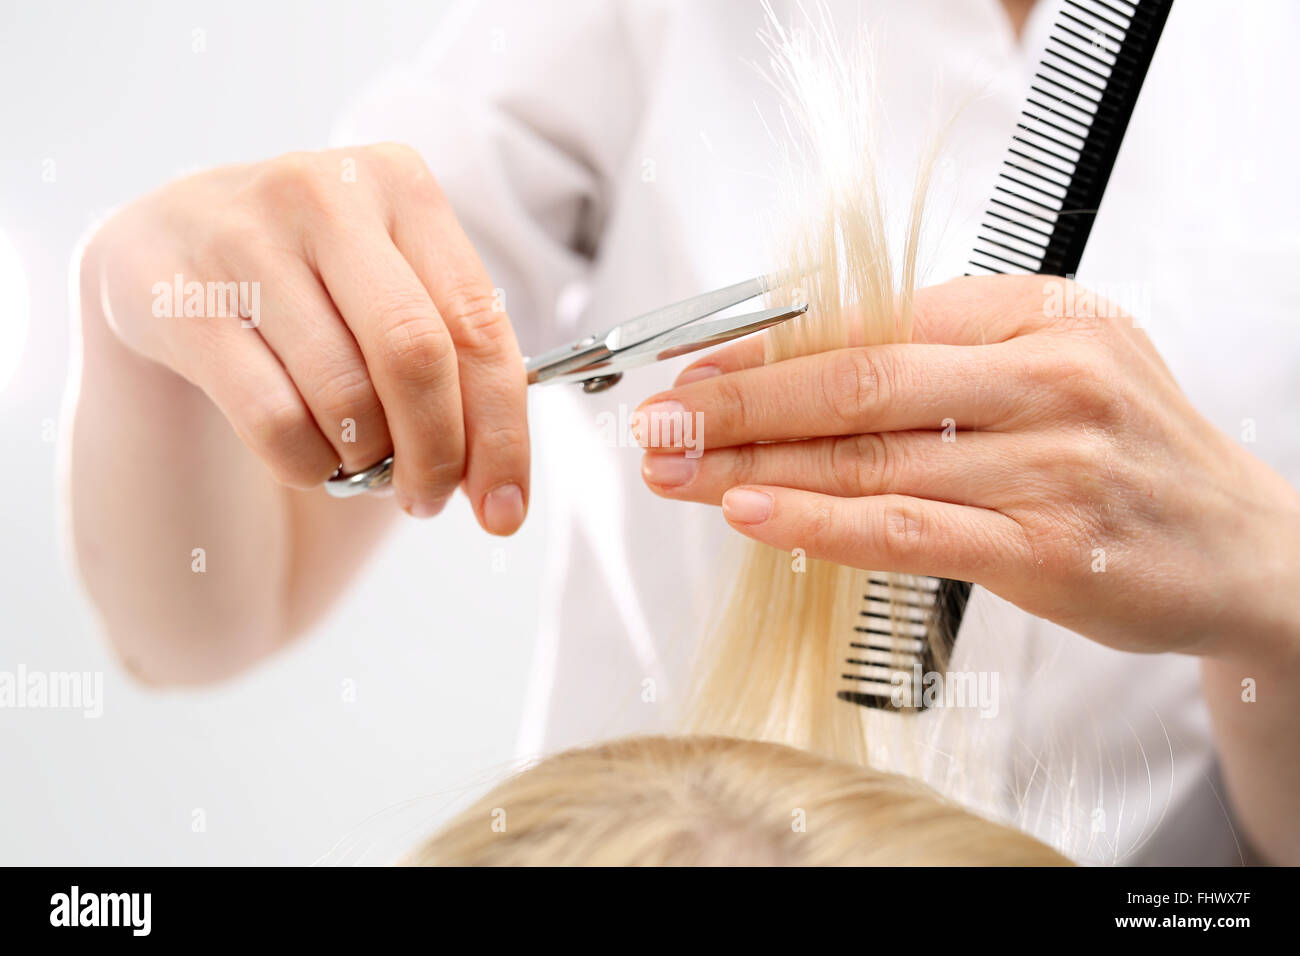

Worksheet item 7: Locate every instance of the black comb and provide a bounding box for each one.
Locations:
[840,0,1174,711]
[969,0,1175,277]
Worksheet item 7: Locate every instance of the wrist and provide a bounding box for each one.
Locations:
[1208,470,1300,669]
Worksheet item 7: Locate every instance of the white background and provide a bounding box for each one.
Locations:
[0,0,549,865]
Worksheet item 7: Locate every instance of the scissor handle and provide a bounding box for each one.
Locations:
[325,273,799,498]
[325,369,630,497]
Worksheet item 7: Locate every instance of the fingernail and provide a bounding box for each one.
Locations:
[675,364,721,387]
[633,401,687,448]
[641,453,698,488]
[483,483,524,534]
[722,488,772,524]
[409,495,450,519]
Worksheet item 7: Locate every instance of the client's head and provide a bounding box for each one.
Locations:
[408,735,1070,866]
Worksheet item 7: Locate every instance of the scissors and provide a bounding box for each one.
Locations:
[325,273,807,497]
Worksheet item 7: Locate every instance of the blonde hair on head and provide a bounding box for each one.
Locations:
[408,735,1069,866]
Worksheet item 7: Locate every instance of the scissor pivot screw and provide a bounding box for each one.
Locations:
[581,373,623,393]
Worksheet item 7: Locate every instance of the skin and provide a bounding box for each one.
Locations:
[71,0,1287,865]
[1001,0,1037,37]
[638,274,1300,864]
[69,145,529,682]
[67,0,1037,685]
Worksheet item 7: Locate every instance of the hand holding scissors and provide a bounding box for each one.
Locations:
[326,274,806,497]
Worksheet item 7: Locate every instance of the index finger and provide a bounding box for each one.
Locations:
[390,171,529,535]
[673,333,768,387]
[641,341,1021,452]
[674,273,1052,388]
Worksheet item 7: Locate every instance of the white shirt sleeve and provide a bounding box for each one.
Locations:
[329,0,651,354]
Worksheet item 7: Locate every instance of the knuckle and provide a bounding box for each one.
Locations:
[368,143,442,202]
[443,281,513,357]
[822,349,883,429]
[317,362,381,422]
[1020,341,1108,416]
[368,141,424,171]
[374,300,455,382]
[1084,374,1127,424]
[732,442,758,485]
[472,419,528,459]
[1055,278,1109,333]
[200,217,261,268]
[1054,356,1124,423]
[245,402,329,484]
[248,400,312,452]
[877,497,926,565]
[830,433,886,495]
[862,433,896,491]
[1061,429,1111,477]
[1022,346,1077,390]
[805,498,838,550]
[406,163,445,208]
[255,151,335,213]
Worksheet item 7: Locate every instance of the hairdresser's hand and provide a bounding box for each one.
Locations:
[638,274,1300,661]
[89,144,528,531]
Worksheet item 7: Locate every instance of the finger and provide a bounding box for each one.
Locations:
[678,274,1052,382]
[672,279,919,386]
[165,313,339,489]
[390,176,529,535]
[672,272,1057,393]
[910,273,1056,345]
[673,333,768,386]
[312,225,465,517]
[637,342,1018,452]
[252,261,393,474]
[642,430,1023,508]
[718,486,1027,586]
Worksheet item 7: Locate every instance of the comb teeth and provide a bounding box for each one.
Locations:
[838,573,941,711]
[968,0,1174,278]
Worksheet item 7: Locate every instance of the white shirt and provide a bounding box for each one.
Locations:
[334,0,1300,864]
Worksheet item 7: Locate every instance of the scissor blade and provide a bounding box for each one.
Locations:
[524,339,613,385]
[602,302,808,372]
[525,273,778,385]
[604,274,775,352]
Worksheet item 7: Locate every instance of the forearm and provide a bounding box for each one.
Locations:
[68,227,404,683]
[1200,488,1300,865]
[67,237,293,684]
[1202,649,1300,865]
